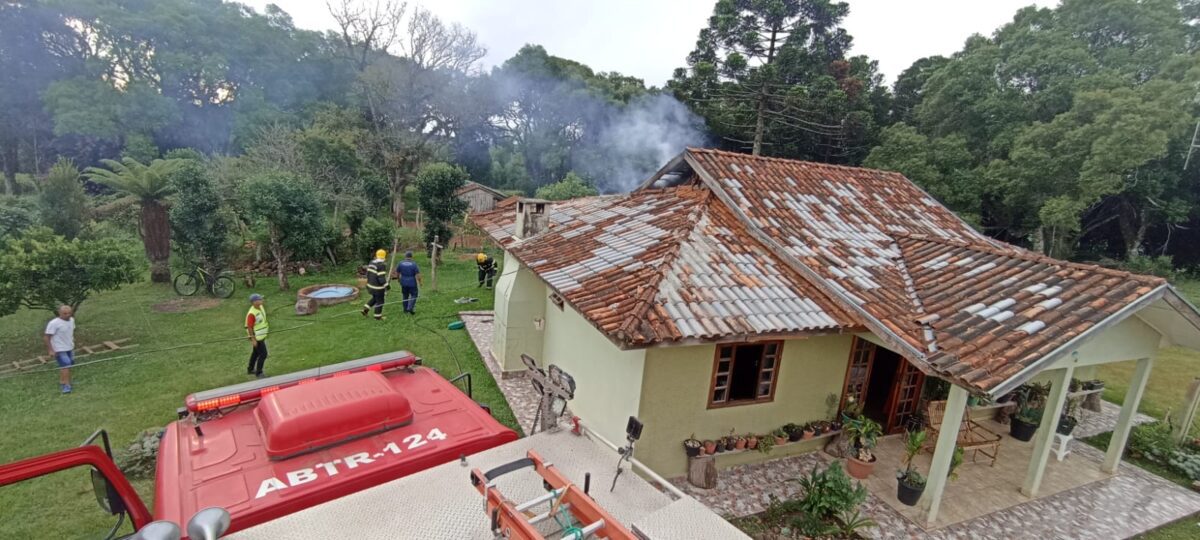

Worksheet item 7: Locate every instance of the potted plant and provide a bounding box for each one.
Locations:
[1057,398,1080,436]
[746,433,759,450]
[702,439,716,455]
[783,423,803,442]
[816,420,832,434]
[802,423,816,440]
[895,429,927,506]
[757,434,775,453]
[717,436,730,453]
[772,427,788,445]
[1010,383,1049,442]
[843,416,882,479]
[948,446,964,480]
[734,430,748,450]
[683,435,702,458]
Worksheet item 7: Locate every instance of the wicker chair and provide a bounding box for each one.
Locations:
[924,400,1002,466]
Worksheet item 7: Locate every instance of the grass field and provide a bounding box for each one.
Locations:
[0,249,513,539]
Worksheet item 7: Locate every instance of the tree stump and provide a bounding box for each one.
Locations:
[294,297,318,316]
[687,455,718,489]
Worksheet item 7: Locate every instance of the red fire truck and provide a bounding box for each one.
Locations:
[0,351,518,539]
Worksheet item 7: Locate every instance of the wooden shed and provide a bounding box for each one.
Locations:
[456,181,508,213]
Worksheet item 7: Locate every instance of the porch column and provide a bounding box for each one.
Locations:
[1022,365,1073,497]
[920,383,968,527]
[1103,356,1155,473]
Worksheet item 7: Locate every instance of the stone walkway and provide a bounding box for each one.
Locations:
[1074,399,1155,438]
[461,311,568,436]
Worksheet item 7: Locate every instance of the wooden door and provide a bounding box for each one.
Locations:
[840,337,876,413]
[885,360,926,433]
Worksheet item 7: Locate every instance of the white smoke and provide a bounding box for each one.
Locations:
[585,93,709,193]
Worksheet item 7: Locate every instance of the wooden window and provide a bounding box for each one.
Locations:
[708,341,783,408]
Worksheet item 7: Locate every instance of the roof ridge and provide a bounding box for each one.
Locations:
[613,189,712,341]
[893,232,1164,285]
[685,147,910,177]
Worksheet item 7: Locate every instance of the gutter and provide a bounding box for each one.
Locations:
[986,284,1168,398]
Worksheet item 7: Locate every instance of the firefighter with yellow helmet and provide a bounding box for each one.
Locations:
[361,249,390,320]
[476,252,497,289]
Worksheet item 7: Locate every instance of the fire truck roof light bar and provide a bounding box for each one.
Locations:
[185,351,420,413]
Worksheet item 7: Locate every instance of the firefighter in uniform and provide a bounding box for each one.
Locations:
[362,249,390,320]
[246,294,269,377]
[476,252,497,289]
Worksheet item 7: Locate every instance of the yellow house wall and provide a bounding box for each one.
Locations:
[541,299,646,445]
[492,252,546,372]
[635,334,854,477]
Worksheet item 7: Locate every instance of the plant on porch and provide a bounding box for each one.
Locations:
[1011,382,1051,442]
[794,462,871,537]
[896,429,928,506]
[843,415,883,479]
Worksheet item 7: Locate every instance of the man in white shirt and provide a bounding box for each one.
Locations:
[44,305,76,394]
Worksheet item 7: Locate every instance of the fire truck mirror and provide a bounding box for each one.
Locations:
[89,467,125,515]
[186,507,231,540]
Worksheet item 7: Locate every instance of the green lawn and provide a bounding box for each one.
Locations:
[1095,278,1200,539]
[0,249,513,539]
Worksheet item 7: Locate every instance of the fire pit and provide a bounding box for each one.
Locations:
[297,284,360,306]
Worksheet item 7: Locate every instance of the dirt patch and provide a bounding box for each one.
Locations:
[151,297,222,313]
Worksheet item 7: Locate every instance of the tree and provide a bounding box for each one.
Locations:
[414,163,468,255]
[670,0,878,158]
[0,196,37,242]
[864,124,980,224]
[84,157,184,282]
[169,158,229,283]
[38,158,88,239]
[0,227,140,316]
[535,172,599,201]
[239,173,325,290]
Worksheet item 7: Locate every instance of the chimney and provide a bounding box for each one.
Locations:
[514,199,550,239]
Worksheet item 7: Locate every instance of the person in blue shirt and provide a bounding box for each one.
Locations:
[393,251,422,315]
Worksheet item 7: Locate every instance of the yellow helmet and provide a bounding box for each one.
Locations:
[476,253,487,263]
[375,249,387,259]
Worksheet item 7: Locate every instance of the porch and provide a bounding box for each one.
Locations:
[671,419,1200,539]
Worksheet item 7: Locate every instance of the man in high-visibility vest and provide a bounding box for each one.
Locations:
[476,252,497,289]
[361,249,390,320]
[245,293,269,378]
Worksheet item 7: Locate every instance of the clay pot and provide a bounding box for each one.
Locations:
[846,456,876,479]
[734,438,747,450]
[746,437,759,450]
[702,440,717,454]
[774,435,788,445]
[802,429,815,440]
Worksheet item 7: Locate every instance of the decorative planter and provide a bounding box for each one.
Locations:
[897,479,925,506]
[734,438,747,450]
[774,436,788,446]
[746,437,758,450]
[1010,417,1039,441]
[788,431,803,442]
[703,440,717,454]
[684,441,702,458]
[1056,416,1078,436]
[802,429,815,440]
[846,456,876,479]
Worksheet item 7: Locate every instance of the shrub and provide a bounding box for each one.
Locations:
[38,158,88,239]
[534,171,598,200]
[355,217,397,261]
[0,227,141,315]
[1128,421,1176,461]
[0,196,37,242]
[796,462,866,521]
[1168,449,1200,481]
[1121,255,1176,279]
[414,163,468,254]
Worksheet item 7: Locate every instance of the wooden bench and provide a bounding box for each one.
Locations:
[925,400,1003,467]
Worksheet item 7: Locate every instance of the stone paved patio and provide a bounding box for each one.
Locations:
[461,311,568,436]
[671,431,1200,539]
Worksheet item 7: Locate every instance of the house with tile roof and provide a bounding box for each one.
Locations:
[471,148,1200,525]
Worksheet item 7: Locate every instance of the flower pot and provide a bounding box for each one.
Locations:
[746,437,759,450]
[802,429,814,440]
[702,440,716,454]
[1056,416,1078,436]
[846,456,876,479]
[684,441,702,458]
[735,438,747,450]
[1010,417,1039,442]
[774,436,788,445]
[897,479,925,506]
[788,431,803,442]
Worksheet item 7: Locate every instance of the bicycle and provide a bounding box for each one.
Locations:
[172,265,236,298]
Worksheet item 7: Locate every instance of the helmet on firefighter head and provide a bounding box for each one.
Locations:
[375,249,387,260]
[476,253,487,263]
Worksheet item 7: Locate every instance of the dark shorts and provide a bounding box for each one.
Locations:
[55,351,74,368]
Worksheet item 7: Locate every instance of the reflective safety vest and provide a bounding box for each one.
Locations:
[247,305,269,339]
[366,260,389,291]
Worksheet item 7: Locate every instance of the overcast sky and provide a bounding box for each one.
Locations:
[246,0,1058,86]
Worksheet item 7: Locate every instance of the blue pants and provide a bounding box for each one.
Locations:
[54,351,75,368]
[402,285,418,313]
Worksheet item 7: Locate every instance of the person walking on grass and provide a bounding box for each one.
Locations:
[362,249,389,320]
[394,251,422,315]
[246,294,269,378]
[44,305,76,394]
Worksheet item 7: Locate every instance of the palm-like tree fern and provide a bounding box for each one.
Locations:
[85,158,184,282]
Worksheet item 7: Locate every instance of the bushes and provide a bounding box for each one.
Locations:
[1126,421,1200,482]
[38,158,88,239]
[796,462,867,521]
[355,217,396,261]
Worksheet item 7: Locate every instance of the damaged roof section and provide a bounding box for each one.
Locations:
[475,148,1200,395]
[471,186,858,346]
